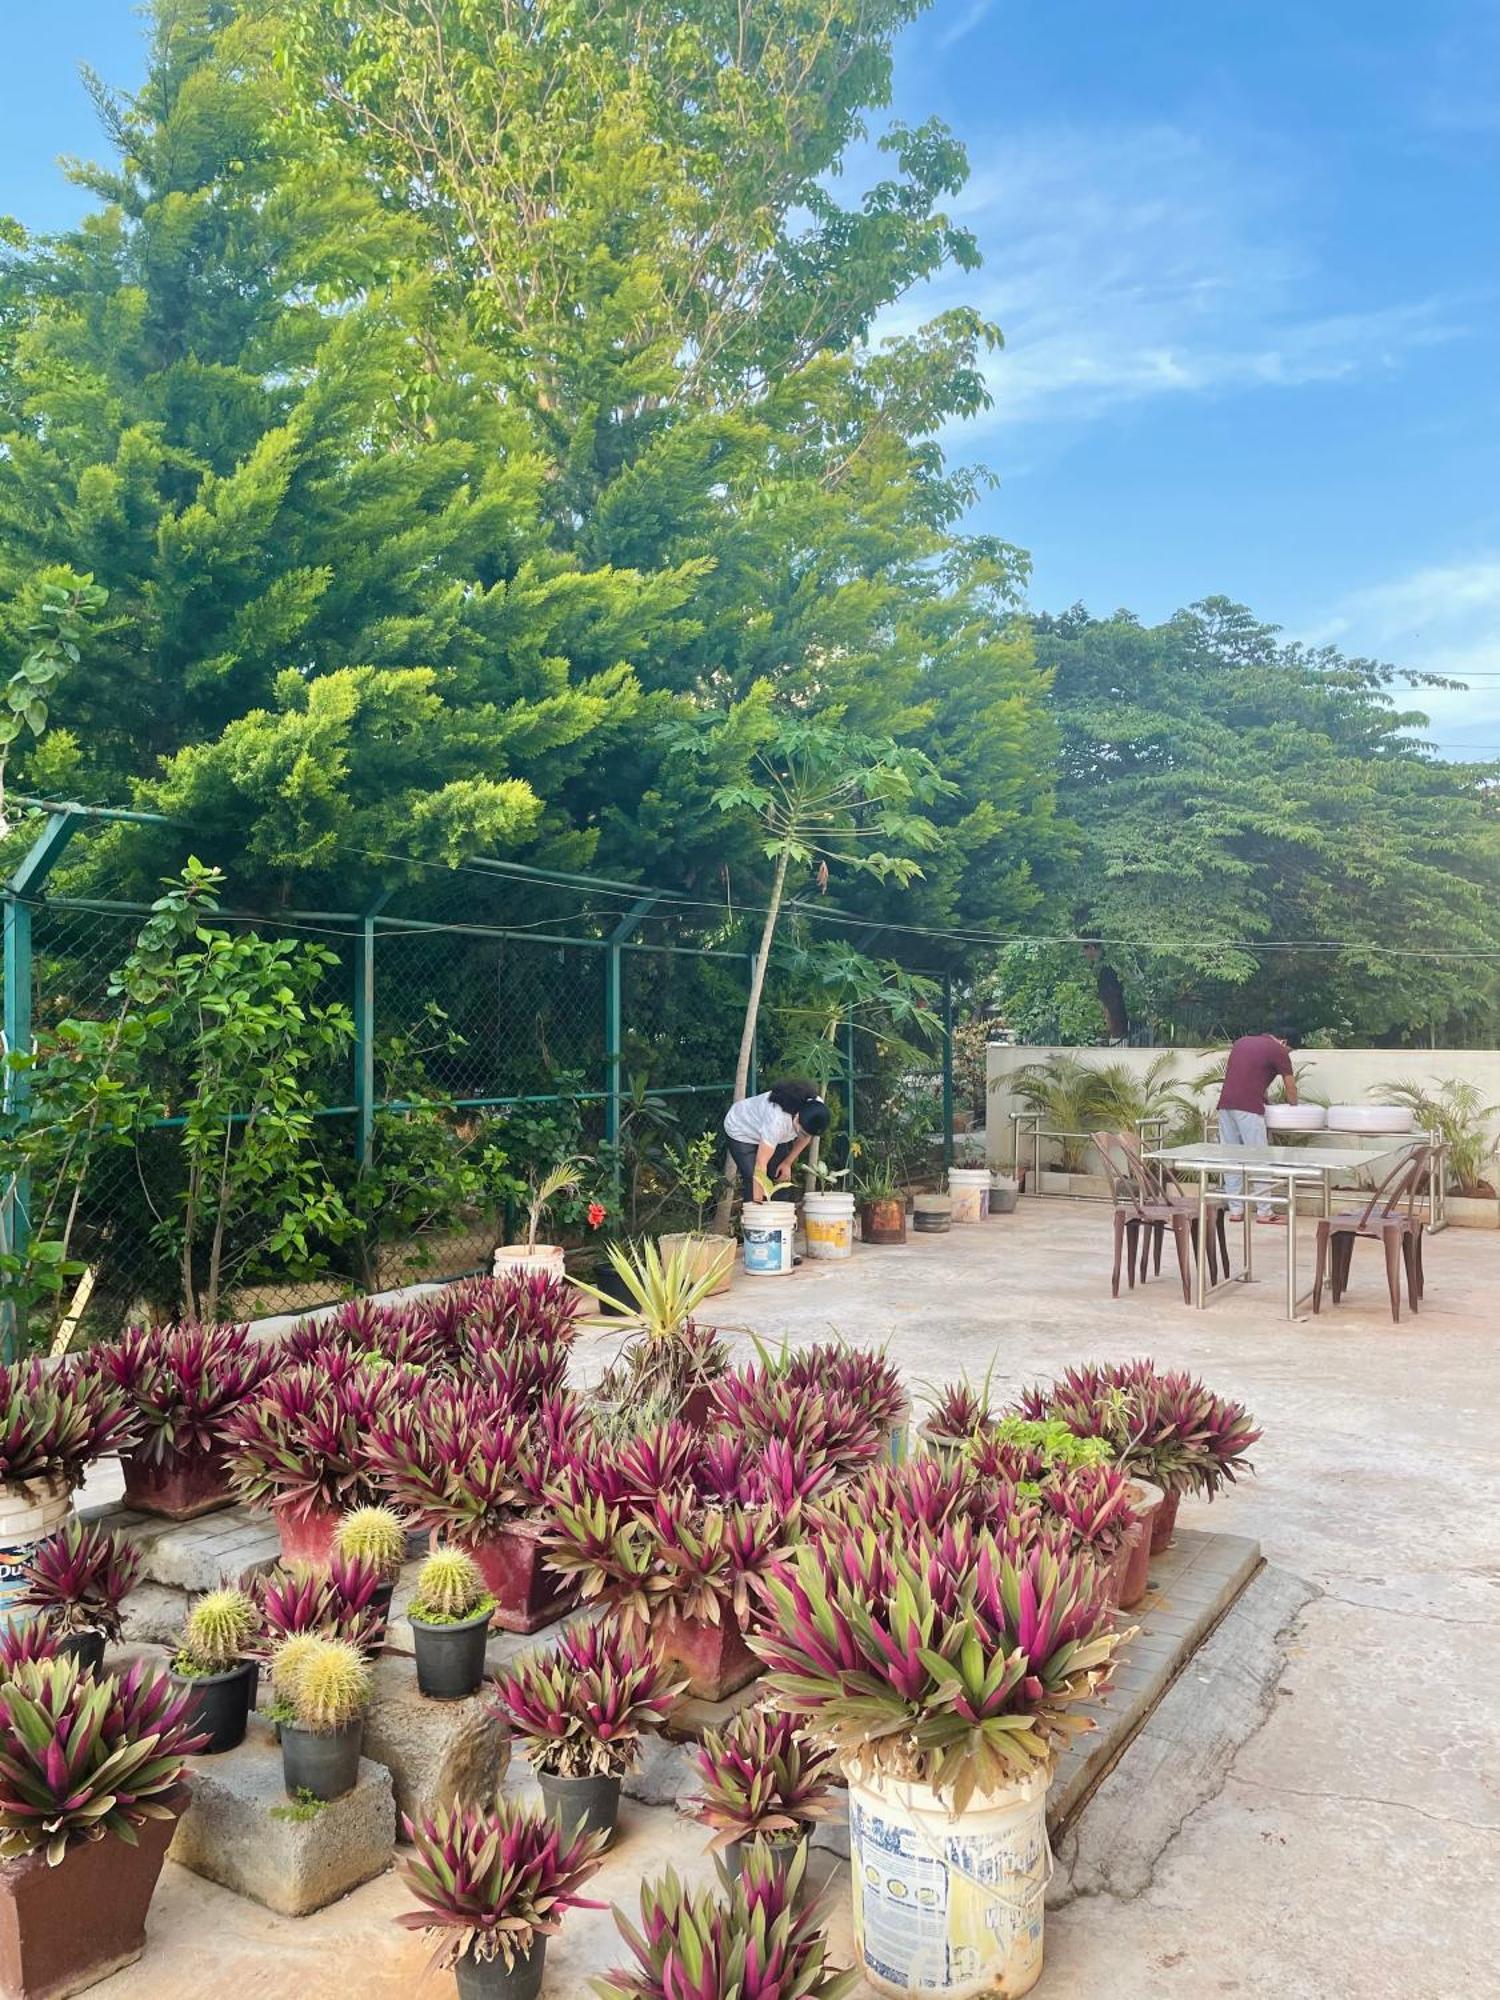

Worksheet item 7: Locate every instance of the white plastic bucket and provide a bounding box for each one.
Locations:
[948,1168,992,1224]
[741,1204,798,1276]
[847,1764,1051,1998]
[0,1475,73,1625]
[804,1191,856,1261]
[491,1244,567,1281]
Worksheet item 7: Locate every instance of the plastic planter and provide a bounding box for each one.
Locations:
[120,1450,235,1522]
[653,1605,761,1702]
[535,1769,621,1845]
[411,1605,492,1700]
[469,1519,578,1635]
[858,1196,907,1245]
[170,1660,256,1755]
[455,1937,547,2000]
[281,1719,364,1801]
[58,1629,106,1676]
[725,1829,809,1897]
[0,1787,187,2000]
[1149,1487,1181,1554]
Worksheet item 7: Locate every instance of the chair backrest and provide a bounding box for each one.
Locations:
[1109,1128,1181,1205]
[1353,1144,1431,1228]
[1093,1131,1143,1207]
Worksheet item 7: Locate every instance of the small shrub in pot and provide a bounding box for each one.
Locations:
[170,1585,261,1753]
[397,1798,607,2000]
[408,1548,497,1701]
[686,1705,836,1889]
[17,1518,141,1675]
[491,1619,683,1845]
[275,1635,372,1800]
[252,1554,386,1658]
[225,1360,401,1565]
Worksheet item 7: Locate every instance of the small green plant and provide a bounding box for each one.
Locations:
[669,1133,726,1235]
[269,1787,328,1823]
[174,1586,259,1676]
[1379,1077,1499,1195]
[525,1159,587,1254]
[332,1505,407,1584]
[279,1636,371,1733]
[409,1547,492,1626]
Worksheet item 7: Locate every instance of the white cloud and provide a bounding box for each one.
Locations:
[936,0,994,51]
[894,124,1468,429]
[1307,558,1500,753]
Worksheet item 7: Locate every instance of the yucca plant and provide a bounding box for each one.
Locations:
[398,1797,607,1972]
[173,1586,260,1675]
[0,1358,136,1491]
[752,1518,1122,1809]
[18,1519,141,1641]
[0,1656,205,1864]
[687,1707,837,1852]
[493,1619,683,1778]
[84,1321,277,1477]
[591,1848,857,2000]
[280,1636,372,1733]
[332,1504,408,1584]
[409,1547,492,1625]
[578,1240,731,1407]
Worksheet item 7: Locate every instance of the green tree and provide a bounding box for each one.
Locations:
[1032,599,1500,1043]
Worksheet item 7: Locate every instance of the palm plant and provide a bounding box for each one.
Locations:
[1006,1054,1107,1172]
[398,1798,607,1972]
[525,1159,587,1255]
[1380,1077,1499,1194]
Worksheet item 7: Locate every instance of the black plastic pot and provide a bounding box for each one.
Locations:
[726,1830,809,1897]
[169,1660,255,1754]
[370,1580,396,1638]
[58,1629,106,1676]
[281,1718,364,1801]
[411,1605,491,1700]
[536,1768,621,1844]
[455,1938,546,2000]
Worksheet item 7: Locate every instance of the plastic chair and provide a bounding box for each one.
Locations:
[1311,1145,1431,1323]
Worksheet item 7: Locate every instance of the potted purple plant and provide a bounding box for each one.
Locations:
[686,1706,837,1890]
[592,1846,856,2000]
[0,1360,135,1613]
[397,1798,607,2000]
[0,1656,204,1999]
[226,1360,397,1566]
[86,1320,279,1520]
[16,1519,142,1675]
[251,1555,386,1658]
[492,1619,683,1846]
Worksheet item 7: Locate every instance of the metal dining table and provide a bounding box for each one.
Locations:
[1147,1139,1418,1321]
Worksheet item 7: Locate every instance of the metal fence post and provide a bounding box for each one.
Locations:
[844,1015,857,1160]
[941,972,955,1172]
[2,810,83,1359]
[605,895,661,1195]
[354,891,392,1172]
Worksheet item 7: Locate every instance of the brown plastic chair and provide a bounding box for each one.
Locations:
[1311,1145,1430,1322]
[1096,1132,1227,1303]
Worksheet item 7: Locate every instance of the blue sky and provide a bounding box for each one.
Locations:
[4,0,1499,752]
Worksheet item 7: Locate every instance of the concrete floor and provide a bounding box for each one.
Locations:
[96,1202,1500,1999]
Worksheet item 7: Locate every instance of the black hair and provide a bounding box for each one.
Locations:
[797,1098,831,1137]
[1273,1022,1302,1050]
[768,1079,820,1113]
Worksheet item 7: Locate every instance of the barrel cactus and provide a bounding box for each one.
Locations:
[333,1505,407,1584]
[410,1547,487,1624]
[269,1632,324,1708]
[286,1636,371,1733]
[176,1586,259,1675]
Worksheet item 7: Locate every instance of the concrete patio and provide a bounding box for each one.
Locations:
[93,1201,1500,2000]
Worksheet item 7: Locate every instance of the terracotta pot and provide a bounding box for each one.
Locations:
[468,1519,578,1635]
[1118,1482,1165,1609]
[858,1197,907,1245]
[0,1786,186,2000]
[1149,1486,1182,1554]
[274,1499,342,1569]
[653,1605,761,1702]
[120,1450,235,1522]
[679,1383,718,1431]
[491,1245,567,1282]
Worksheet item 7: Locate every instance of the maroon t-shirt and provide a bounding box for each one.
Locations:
[1218,1034,1293,1114]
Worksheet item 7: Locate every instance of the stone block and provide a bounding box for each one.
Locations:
[621,1731,700,1809]
[168,1715,395,1916]
[118,1580,191,1648]
[363,1654,511,1833]
[90,1502,281,1594]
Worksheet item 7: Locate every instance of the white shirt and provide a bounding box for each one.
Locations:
[723,1091,798,1147]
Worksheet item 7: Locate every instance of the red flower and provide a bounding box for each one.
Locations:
[587,1201,607,1229]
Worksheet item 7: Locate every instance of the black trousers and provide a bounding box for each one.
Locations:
[725,1135,797,1204]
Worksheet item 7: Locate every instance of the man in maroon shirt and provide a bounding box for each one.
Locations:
[1218,1029,1298,1223]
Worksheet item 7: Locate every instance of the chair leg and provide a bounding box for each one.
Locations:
[1152,1224,1163,1276]
[1138,1224,1151,1285]
[1382,1230,1402,1323]
[1111,1209,1125,1298]
[1413,1227,1425,1301]
[1125,1218,1140,1290]
[1170,1216,1193,1304]
[1205,1216,1219,1286]
[1331,1232,1351,1302]
[1312,1220,1329,1313]
[1215,1206,1229,1275]
[1402,1232,1419,1315]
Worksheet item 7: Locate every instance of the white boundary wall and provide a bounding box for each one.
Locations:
[984,1044,1500,1171]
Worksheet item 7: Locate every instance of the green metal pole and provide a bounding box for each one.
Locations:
[2,810,84,1359]
[941,972,955,1172]
[353,891,392,1172]
[844,1015,857,1161]
[604,895,661,1199]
